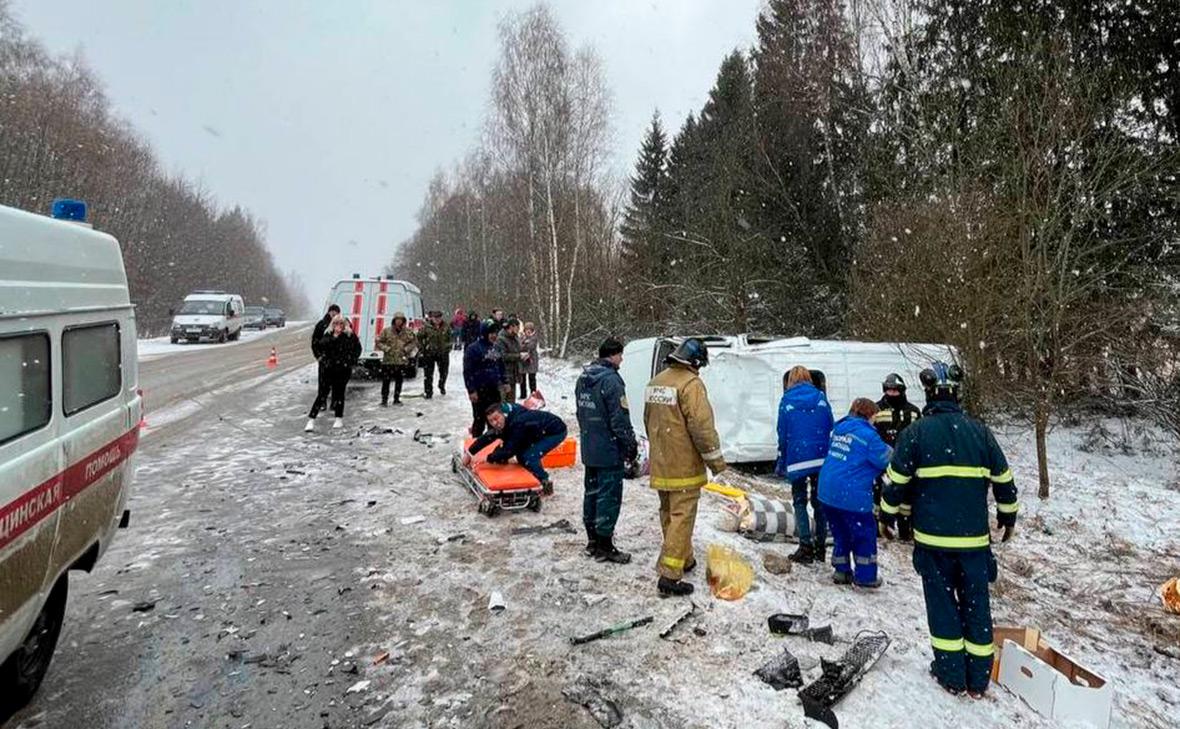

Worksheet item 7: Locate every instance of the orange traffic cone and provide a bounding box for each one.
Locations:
[266,346,278,369]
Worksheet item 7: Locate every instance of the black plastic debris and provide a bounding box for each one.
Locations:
[754,646,803,690]
[510,519,578,536]
[799,631,891,729]
[767,613,808,635]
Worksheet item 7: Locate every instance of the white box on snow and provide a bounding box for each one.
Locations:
[993,626,1113,728]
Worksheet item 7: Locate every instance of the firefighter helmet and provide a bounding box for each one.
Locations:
[666,338,710,369]
[882,373,906,394]
[919,361,964,400]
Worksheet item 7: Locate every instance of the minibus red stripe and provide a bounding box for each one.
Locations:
[0,427,139,552]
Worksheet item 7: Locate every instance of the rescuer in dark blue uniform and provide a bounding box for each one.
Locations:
[880,362,1018,698]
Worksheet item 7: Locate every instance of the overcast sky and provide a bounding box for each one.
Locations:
[13,1,763,304]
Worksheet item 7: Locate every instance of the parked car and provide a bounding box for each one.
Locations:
[169,291,245,344]
[620,334,957,464]
[1,199,141,711]
[264,308,286,328]
[242,306,268,330]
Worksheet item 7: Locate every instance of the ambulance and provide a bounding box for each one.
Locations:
[324,275,424,376]
[0,200,142,712]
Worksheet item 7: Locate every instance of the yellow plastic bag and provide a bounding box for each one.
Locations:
[706,543,755,601]
[1162,577,1180,615]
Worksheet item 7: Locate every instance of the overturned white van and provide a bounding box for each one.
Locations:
[620,335,956,464]
[0,200,141,712]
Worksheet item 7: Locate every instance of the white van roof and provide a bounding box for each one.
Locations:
[332,277,421,295]
[183,292,240,302]
[0,203,129,317]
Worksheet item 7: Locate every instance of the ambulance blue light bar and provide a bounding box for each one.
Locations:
[51,198,88,221]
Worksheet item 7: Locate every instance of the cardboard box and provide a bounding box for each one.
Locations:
[992,626,1113,728]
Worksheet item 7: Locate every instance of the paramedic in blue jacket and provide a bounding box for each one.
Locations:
[818,398,892,588]
[776,365,835,564]
[881,362,1018,699]
[575,337,639,565]
[464,402,567,496]
[463,320,504,437]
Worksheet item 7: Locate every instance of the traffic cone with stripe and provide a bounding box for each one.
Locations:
[266,346,278,369]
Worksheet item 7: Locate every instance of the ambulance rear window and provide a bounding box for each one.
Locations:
[0,332,51,445]
[63,323,122,416]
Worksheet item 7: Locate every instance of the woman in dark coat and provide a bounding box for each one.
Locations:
[305,314,361,431]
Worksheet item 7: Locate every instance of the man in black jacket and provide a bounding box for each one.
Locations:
[872,373,922,540]
[575,337,639,564]
[308,304,342,419]
[463,402,567,495]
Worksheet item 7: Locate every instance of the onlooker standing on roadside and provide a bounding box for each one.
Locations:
[495,318,525,404]
[461,309,481,349]
[463,321,503,437]
[305,314,360,432]
[309,304,342,418]
[520,321,540,399]
[375,312,417,406]
[450,308,466,351]
[417,310,451,399]
[576,337,638,564]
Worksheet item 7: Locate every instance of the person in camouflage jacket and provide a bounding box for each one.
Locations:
[417,310,451,399]
[376,311,417,406]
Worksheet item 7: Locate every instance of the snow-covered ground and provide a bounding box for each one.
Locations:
[128,351,1180,728]
[137,322,309,361]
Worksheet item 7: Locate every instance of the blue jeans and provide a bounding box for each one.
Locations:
[824,505,877,584]
[791,474,826,548]
[519,431,567,483]
[583,466,624,538]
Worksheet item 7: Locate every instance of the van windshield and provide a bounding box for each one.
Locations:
[178,300,224,316]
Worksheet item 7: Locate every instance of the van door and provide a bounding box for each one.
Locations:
[0,327,62,658]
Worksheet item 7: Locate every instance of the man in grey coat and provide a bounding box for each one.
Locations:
[495,318,525,404]
[575,337,639,564]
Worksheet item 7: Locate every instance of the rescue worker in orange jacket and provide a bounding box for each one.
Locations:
[643,338,727,596]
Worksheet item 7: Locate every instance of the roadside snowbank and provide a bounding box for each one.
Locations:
[137,322,309,362]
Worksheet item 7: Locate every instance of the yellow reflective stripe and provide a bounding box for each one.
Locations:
[660,555,685,569]
[651,473,707,489]
[898,504,912,515]
[990,469,1014,483]
[965,640,995,657]
[879,500,900,515]
[871,412,893,423]
[931,636,965,652]
[913,530,989,549]
[915,465,991,479]
[996,501,1019,514]
[886,466,911,484]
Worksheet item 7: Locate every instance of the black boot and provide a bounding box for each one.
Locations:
[439,384,446,396]
[583,528,596,557]
[594,534,631,564]
[658,576,694,596]
[898,516,914,542]
[788,543,816,564]
[813,540,827,565]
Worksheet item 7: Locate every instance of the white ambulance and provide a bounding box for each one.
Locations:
[0,200,142,712]
[324,275,424,376]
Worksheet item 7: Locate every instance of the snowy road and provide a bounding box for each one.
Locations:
[5,350,1179,728]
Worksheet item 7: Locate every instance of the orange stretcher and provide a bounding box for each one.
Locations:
[452,438,543,516]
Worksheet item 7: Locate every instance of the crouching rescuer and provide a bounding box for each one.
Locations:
[880,362,1019,698]
[643,338,726,597]
[575,337,639,564]
[463,402,567,496]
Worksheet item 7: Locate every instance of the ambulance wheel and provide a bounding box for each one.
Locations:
[217,329,228,344]
[170,336,178,344]
[528,496,542,513]
[0,575,68,714]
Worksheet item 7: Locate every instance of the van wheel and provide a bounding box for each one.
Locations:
[217,329,228,344]
[229,329,240,341]
[0,575,68,715]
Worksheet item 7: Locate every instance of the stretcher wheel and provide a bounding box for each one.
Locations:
[527,496,542,513]
[477,500,489,515]
[451,457,459,474]
[486,503,501,518]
